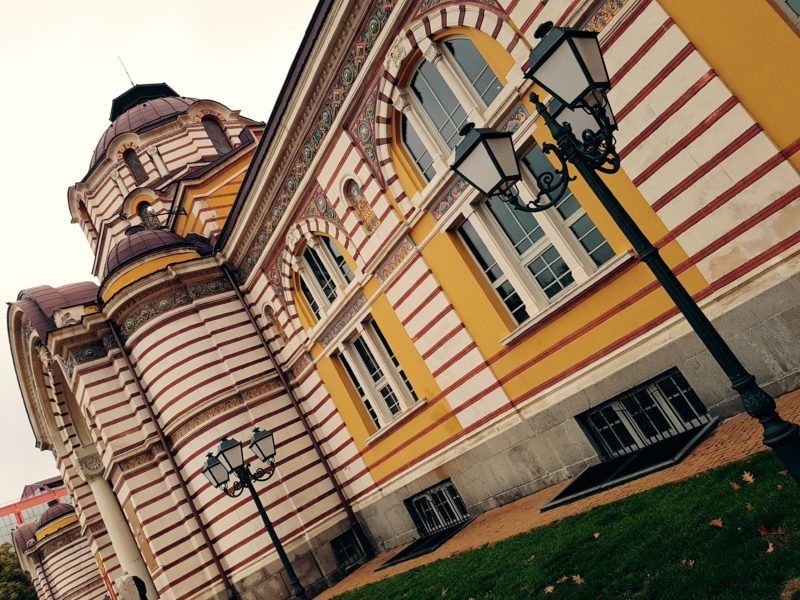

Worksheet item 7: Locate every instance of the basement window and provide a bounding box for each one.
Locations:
[543,368,718,511]
[379,479,471,569]
[330,529,366,572]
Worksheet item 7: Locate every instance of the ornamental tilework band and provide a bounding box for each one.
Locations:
[584,0,630,32]
[289,353,313,382]
[239,0,396,280]
[241,379,285,402]
[303,185,340,222]
[64,335,118,378]
[118,443,164,471]
[170,397,246,444]
[318,292,368,347]
[118,277,232,338]
[429,178,468,221]
[415,0,496,16]
[375,236,416,283]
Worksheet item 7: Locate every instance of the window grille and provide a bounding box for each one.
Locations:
[581,369,711,460]
[330,529,366,571]
[405,480,470,537]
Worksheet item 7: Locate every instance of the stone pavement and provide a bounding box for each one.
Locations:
[319,389,800,599]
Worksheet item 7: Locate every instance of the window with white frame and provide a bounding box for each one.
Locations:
[457,145,615,325]
[295,235,356,323]
[338,320,418,430]
[400,36,503,183]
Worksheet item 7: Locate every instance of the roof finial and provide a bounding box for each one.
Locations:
[117,56,135,87]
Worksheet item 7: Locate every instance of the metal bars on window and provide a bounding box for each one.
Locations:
[406,480,470,537]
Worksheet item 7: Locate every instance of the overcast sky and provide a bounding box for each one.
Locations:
[0,0,318,504]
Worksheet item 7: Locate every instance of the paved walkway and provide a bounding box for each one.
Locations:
[320,390,800,599]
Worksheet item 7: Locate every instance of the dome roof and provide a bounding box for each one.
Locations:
[104,226,195,278]
[90,83,198,172]
[37,501,75,529]
[12,523,37,551]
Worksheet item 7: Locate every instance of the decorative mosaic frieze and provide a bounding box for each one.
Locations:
[118,442,164,472]
[501,103,530,133]
[64,335,117,378]
[346,88,384,188]
[40,530,81,558]
[241,379,285,402]
[318,292,367,347]
[289,353,313,382]
[416,0,495,17]
[239,0,396,281]
[584,0,629,32]
[375,236,416,283]
[170,397,245,444]
[430,177,468,221]
[118,277,232,338]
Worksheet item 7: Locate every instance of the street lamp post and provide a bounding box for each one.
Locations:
[452,21,800,482]
[203,429,308,599]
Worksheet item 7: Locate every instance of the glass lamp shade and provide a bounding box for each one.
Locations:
[249,428,276,463]
[525,22,610,109]
[551,95,617,137]
[451,123,521,197]
[202,453,229,488]
[216,437,244,473]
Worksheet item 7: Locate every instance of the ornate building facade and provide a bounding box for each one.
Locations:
[7,0,799,598]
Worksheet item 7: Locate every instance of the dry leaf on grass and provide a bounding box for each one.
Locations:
[742,471,756,484]
[778,483,786,490]
[525,554,536,563]
[745,503,754,511]
[572,575,585,585]
[681,559,695,568]
[767,542,776,554]
[593,532,601,540]
[779,469,788,477]
[709,518,724,529]
[757,525,786,537]
[544,585,555,594]
[556,576,568,584]
[441,587,448,597]
[729,481,741,490]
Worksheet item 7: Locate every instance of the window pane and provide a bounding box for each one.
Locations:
[444,38,502,106]
[487,196,544,255]
[304,247,338,303]
[527,246,574,298]
[354,337,383,383]
[321,236,353,283]
[459,220,528,325]
[299,277,321,320]
[203,117,232,154]
[410,61,468,149]
[124,149,148,185]
[402,116,436,181]
[372,322,418,402]
[340,354,381,429]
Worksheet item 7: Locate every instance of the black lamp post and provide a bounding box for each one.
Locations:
[452,21,800,482]
[203,429,308,599]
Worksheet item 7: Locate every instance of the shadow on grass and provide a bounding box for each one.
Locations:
[337,452,800,599]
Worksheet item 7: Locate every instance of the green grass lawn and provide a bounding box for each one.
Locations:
[337,452,800,599]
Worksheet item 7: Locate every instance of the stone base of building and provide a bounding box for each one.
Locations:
[356,263,800,554]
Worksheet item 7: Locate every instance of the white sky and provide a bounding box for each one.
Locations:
[0,0,319,504]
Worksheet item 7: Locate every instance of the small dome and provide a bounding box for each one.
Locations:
[12,523,37,551]
[89,84,198,173]
[37,501,75,529]
[104,226,195,278]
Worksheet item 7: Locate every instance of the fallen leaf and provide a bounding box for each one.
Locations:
[593,532,601,540]
[681,559,695,568]
[729,481,741,490]
[441,588,448,597]
[767,542,775,553]
[525,553,536,563]
[758,525,786,537]
[742,471,755,484]
[709,518,724,529]
[572,575,585,585]
[779,469,788,477]
[544,586,555,594]
[556,576,568,584]
[745,503,754,511]
[778,483,786,490]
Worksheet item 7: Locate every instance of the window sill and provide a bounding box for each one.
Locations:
[364,398,429,447]
[500,251,636,347]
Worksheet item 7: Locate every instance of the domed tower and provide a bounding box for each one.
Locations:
[67,83,263,280]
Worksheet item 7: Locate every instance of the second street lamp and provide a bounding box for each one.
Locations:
[203,429,308,599]
[452,21,800,483]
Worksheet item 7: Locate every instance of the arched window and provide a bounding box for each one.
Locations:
[409,60,468,150]
[202,117,232,154]
[443,37,502,106]
[296,235,357,324]
[124,148,148,185]
[137,202,161,230]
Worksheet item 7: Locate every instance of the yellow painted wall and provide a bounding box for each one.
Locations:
[102,251,200,301]
[659,0,800,170]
